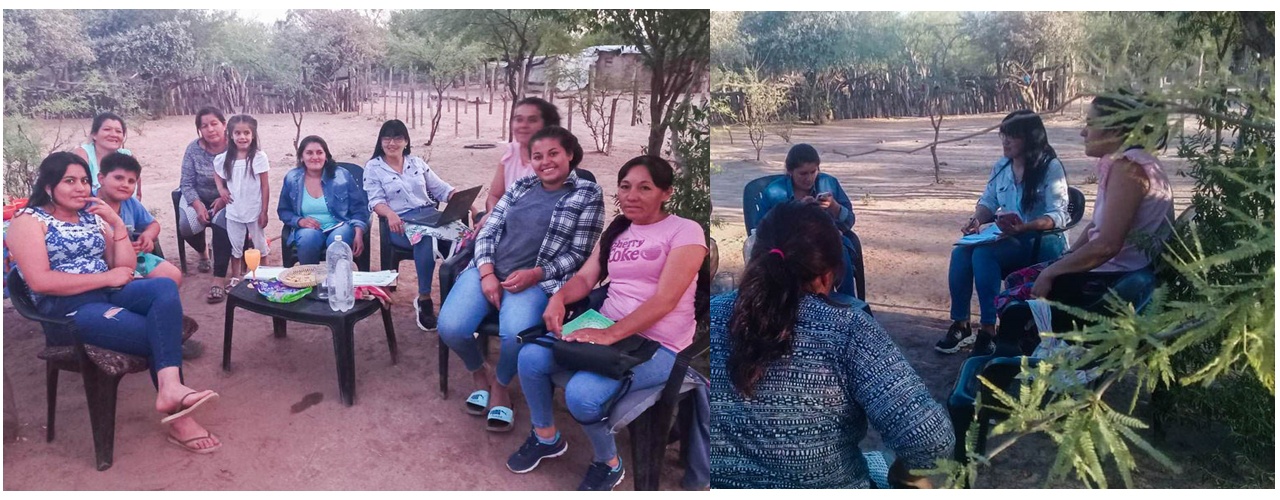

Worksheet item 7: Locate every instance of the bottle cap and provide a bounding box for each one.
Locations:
[334,235,343,242]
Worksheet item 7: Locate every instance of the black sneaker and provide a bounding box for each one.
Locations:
[934,321,975,354]
[578,461,625,491]
[507,431,568,474]
[415,297,437,331]
[969,332,995,358]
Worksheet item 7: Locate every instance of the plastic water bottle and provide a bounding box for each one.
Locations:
[326,235,355,312]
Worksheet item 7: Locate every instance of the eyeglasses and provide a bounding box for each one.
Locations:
[380,137,407,144]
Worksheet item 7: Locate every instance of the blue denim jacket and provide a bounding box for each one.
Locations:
[278,166,370,245]
[759,172,855,229]
[977,157,1069,228]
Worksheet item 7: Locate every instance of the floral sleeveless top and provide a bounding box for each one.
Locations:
[17,207,109,303]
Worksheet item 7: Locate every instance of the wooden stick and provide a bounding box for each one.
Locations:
[475,101,480,139]
[607,97,619,154]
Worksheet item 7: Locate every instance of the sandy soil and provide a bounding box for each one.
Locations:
[711,110,1231,488]
[2,95,701,490]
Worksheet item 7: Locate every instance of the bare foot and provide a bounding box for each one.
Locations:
[156,386,216,414]
[167,416,221,452]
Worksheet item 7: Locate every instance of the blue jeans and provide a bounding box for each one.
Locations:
[436,266,549,386]
[949,232,1066,325]
[36,278,184,385]
[837,234,857,296]
[519,341,677,462]
[389,207,439,296]
[292,224,356,265]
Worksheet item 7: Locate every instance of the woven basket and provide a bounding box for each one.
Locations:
[279,264,327,288]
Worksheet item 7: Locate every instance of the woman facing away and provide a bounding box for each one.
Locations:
[277,135,370,264]
[507,155,708,490]
[437,126,605,435]
[73,112,138,198]
[212,114,271,292]
[756,144,859,297]
[178,107,236,301]
[995,91,1175,354]
[7,152,222,454]
[711,201,953,489]
[363,119,459,331]
[934,110,1070,356]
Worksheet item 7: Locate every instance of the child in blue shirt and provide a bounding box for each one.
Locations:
[97,153,184,286]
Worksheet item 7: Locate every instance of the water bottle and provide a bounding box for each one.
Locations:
[325,235,355,312]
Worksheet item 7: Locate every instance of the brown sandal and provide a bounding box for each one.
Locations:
[167,431,222,454]
[206,286,226,304]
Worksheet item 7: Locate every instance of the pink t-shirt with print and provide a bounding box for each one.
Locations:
[599,214,707,352]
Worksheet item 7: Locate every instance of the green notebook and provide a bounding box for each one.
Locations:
[560,309,615,337]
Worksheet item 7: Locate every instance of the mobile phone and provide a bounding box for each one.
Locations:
[817,192,833,201]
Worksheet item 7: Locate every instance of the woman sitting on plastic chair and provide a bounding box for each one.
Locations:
[278,135,369,265]
[934,110,1070,356]
[437,127,605,435]
[756,144,859,298]
[710,201,953,489]
[7,152,223,454]
[994,91,1175,356]
[505,155,708,490]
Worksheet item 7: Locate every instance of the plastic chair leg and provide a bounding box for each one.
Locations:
[45,361,58,442]
[381,304,398,365]
[81,368,122,472]
[438,339,449,398]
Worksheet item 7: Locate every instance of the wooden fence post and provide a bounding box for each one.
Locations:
[474,101,480,139]
[631,67,640,126]
[567,98,574,133]
[607,97,619,154]
[501,97,508,141]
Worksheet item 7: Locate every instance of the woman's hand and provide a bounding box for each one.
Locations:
[500,268,543,294]
[132,237,154,255]
[995,216,1024,235]
[103,266,135,288]
[480,272,503,309]
[352,227,365,257]
[210,197,227,214]
[298,217,322,230]
[386,213,405,235]
[817,193,840,217]
[543,295,567,336]
[563,327,618,346]
[961,217,981,235]
[1030,268,1057,298]
[85,197,124,228]
[194,201,211,225]
[217,187,234,207]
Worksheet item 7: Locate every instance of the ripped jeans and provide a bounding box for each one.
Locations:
[36,277,185,385]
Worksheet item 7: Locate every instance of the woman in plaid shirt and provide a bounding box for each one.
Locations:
[438,126,605,433]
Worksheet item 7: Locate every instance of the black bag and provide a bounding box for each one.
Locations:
[517,327,661,380]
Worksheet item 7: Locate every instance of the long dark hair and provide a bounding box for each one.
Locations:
[728,201,845,397]
[371,119,411,159]
[998,110,1059,213]
[90,112,127,136]
[297,135,337,179]
[27,152,91,209]
[1092,89,1167,150]
[514,97,561,128]
[596,155,710,320]
[528,126,584,169]
[222,114,261,181]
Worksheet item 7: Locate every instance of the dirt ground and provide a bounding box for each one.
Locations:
[710,109,1244,488]
[2,95,702,490]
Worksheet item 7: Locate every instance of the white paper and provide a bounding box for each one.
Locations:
[955,224,1004,246]
[246,266,398,286]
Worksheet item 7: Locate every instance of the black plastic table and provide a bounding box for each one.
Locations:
[222,281,397,406]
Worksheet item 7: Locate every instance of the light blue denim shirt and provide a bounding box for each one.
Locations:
[977,157,1069,228]
[277,166,370,246]
[362,155,455,216]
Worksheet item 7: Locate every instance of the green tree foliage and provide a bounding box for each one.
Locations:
[417,10,574,102]
[387,14,484,145]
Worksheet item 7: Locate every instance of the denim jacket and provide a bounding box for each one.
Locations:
[759,172,855,230]
[278,166,370,245]
[977,157,1069,229]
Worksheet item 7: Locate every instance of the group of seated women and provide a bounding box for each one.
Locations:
[710,91,1175,488]
[9,98,709,491]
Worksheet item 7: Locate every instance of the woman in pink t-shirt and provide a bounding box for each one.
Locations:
[479,97,560,222]
[506,155,708,490]
[994,91,1175,355]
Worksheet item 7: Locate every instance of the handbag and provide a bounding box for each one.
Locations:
[516,317,661,380]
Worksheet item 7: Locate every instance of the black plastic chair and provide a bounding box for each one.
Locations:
[170,188,191,273]
[742,174,867,302]
[280,163,372,271]
[6,269,195,471]
[435,238,498,398]
[1030,186,1086,259]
